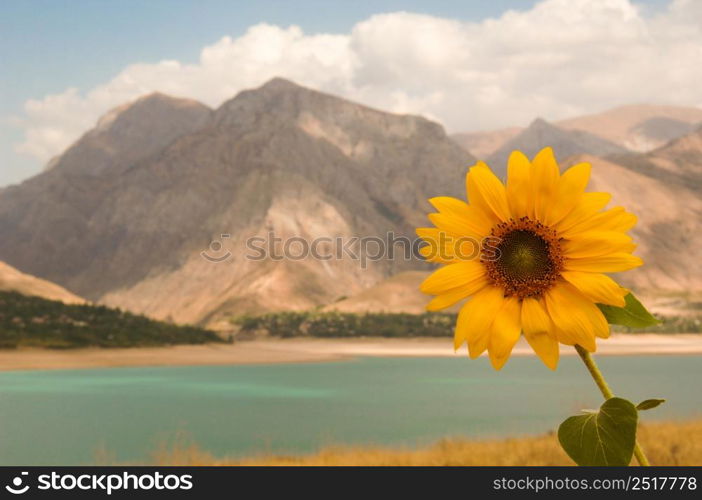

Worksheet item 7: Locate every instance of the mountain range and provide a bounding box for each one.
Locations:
[1,79,700,327]
[0,78,472,326]
[452,104,702,159]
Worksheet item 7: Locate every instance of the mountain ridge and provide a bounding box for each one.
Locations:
[1,80,700,326]
[0,78,473,325]
[0,261,85,305]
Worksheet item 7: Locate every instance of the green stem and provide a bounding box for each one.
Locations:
[574,344,650,466]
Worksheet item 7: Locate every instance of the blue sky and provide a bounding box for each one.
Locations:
[0,0,680,186]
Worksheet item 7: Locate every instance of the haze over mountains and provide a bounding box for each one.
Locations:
[0,78,700,326]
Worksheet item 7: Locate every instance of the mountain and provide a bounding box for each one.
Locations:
[0,92,213,297]
[558,104,702,152]
[323,271,430,314]
[451,127,522,159]
[452,104,702,159]
[618,124,702,186]
[0,261,84,305]
[46,92,212,175]
[0,78,473,325]
[486,118,627,175]
[2,80,699,326]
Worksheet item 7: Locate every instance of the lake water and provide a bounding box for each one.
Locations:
[0,355,699,465]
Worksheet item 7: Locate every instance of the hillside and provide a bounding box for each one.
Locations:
[0,290,221,349]
[1,79,700,325]
[0,78,473,325]
[450,127,522,159]
[323,271,430,314]
[0,261,84,305]
[558,104,702,152]
[452,104,702,158]
[486,118,626,175]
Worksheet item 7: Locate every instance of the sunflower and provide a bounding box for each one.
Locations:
[417,147,641,370]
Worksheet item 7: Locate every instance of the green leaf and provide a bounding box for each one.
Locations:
[558,397,638,466]
[597,293,660,328]
[636,398,666,411]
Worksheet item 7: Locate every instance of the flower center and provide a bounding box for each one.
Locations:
[481,217,563,299]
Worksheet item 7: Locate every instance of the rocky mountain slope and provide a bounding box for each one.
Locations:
[1,79,699,325]
[0,261,84,305]
[323,271,430,314]
[0,78,473,325]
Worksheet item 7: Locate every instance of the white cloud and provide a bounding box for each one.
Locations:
[12,0,702,165]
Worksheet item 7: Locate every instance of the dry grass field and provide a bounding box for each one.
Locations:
[149,419,702,466]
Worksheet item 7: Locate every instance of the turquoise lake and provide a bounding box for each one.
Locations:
[0,355,699,465]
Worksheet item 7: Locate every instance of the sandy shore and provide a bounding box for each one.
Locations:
[0,334,701,372]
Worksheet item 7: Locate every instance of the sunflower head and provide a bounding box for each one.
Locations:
[418,147,641,370]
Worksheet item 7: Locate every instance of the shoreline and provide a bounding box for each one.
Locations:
[0,334,701,372]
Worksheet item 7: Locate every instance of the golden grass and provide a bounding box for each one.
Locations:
[149,419,702,466]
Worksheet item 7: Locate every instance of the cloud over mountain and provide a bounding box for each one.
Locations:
[12,0,702,169]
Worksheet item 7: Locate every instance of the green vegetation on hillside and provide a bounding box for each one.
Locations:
[233,310,702,338]
[0,291,222,349]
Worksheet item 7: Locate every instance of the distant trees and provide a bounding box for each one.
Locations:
[233,310,701,338]
[0,291,222,348]
[234,311,458,338]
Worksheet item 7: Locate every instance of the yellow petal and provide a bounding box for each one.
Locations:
[561,271,627,307]
[428,196,469,215]
[562,231,635,258]
[426,279,488,311]
[420,261,486,295]
[553,326,579,346]
[416,228,480,264]
[466,162,511,222]
[543,162,591,226]
[428,213,484,241]
[428,197,492,237]
[488,296,522,370]
[506,151,533,218]
[521,297,552,337]
[564,253,643,273]
[531,147,560,221]
[561,206,637,238]
[417,228,451,264]
[524,331,560,370]
[454,286,504,354]
[556,192,612,233]
[544,283,609,351]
